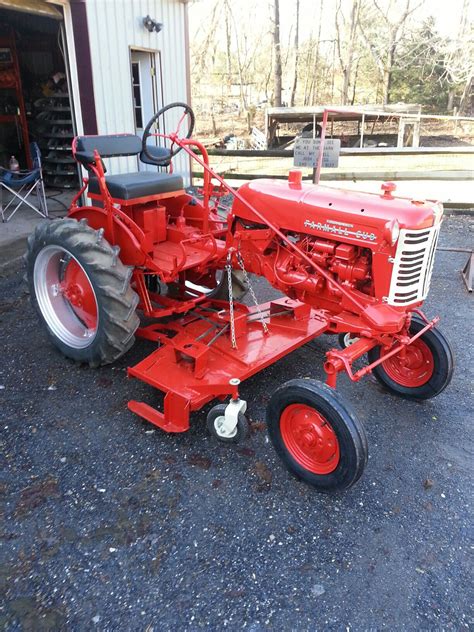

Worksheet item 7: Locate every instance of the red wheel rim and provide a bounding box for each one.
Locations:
[382,338,434,387]
[280,404,340,475]
[61,259,98,329]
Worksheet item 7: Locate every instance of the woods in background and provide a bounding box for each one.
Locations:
[189,0,473,132]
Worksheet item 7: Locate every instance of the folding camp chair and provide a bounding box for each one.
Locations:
[0,142,48,222]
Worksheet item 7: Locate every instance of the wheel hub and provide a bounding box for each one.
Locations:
[61,259,97,329]
[214,416,238,439]
[33,245,98,348]
[383,338,434,387]
[280,404,340,474]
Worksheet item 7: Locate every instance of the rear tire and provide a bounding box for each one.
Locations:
[266,379,368,492]
[367,315,454,400]
[26,218,139,367]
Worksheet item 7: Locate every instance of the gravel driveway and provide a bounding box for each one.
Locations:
[1,215,472,631]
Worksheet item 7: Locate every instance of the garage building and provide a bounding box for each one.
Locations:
[0,0,190,187]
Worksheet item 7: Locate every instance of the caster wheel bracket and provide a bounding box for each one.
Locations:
[218,397,247,438]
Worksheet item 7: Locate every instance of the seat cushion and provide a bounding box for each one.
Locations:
[88,171,184,200]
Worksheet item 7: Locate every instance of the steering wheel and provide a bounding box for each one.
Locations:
[142,102,195,165]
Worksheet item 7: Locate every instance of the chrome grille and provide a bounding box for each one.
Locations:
[387,223,440,306]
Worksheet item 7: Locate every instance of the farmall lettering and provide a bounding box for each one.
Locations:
[304,219,377,242]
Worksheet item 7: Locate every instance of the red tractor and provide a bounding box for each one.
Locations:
[26,103,453,492]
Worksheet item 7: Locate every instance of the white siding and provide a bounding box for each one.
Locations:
[85,0,189,177]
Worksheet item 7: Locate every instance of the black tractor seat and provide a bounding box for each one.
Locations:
[88,172,184,201]
[74,133,183,201]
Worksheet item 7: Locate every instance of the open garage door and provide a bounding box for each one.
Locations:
[0,3,80,188]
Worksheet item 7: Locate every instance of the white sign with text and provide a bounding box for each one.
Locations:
[294,138,341,168]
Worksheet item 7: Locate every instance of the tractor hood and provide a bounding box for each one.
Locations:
[232,179,442,248]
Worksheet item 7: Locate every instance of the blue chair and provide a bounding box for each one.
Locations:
[0,143,48,222]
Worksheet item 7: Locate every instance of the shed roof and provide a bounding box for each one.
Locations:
[266,104,422,124]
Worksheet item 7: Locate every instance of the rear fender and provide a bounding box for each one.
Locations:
[68,205,147,267]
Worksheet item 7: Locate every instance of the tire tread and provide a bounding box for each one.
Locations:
[26,218,139,366]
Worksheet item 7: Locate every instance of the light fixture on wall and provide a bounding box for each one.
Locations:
[143,15,163,33]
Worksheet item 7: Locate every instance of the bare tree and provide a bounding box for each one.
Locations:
[225,2,249,121]
[272,0,283,107]
[290,0,300,107]
[191,0,223,78]
[442,0,474,114]
[358,0,424,104]
[335,0,361,104]
[305,0,324,106]
[224,0,232,87]
[189,0,470,136]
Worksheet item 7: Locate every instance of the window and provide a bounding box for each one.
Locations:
[131,61,143,129]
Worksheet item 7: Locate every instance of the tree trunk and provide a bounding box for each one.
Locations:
[383,37,396,105]
[272,0,283,107]
[350,57,359,104]
[341,0,360,104]
[309,0,324,105]
[459,74,473,115]
[290,0,300,107]
[224,3,249,127]
[447,89,455,112]
[224,1,232,87]
[265,46,273,103]
[303,40,312,105]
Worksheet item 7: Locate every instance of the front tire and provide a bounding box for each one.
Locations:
[266,379,368,492]
[26,218,139,367]
[368,315,454,400]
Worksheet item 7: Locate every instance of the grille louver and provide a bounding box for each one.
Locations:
[387,224,440,306]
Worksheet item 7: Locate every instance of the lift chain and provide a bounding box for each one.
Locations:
[236,251,269,335]
[226,252,237,349]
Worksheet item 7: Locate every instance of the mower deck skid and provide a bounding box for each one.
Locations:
[128,298,329,432]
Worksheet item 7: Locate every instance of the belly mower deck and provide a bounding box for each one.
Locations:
[128,297,329,432]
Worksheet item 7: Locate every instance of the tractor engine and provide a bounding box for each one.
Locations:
[234,229,373,312]
[230,177,442,321]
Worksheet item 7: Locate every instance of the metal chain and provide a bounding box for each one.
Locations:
[226,253,237,349]
[236,252,269,334]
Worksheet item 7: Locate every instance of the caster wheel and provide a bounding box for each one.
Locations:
[206,404,249,443]
[338,333,359,349]
[367,315,454,400]
[266,379,368,492]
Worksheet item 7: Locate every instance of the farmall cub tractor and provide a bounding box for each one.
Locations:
[26,103,454,492]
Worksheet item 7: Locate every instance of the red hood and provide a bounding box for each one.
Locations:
[232,179,441,248]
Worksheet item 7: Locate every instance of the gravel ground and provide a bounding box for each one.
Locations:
[1,215,473,631]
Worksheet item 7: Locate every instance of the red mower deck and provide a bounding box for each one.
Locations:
[128,298,328,432]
